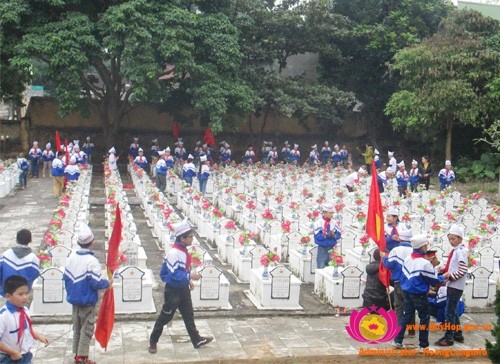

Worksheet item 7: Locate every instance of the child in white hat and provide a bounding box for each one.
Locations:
[313,203,342,269]
[438,160,455,191]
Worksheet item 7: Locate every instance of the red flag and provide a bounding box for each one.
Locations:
[95,205,122,350]
[172,121,180,139]
[203,127,215,146]
[55,131,61,153]
[366,161,391,287]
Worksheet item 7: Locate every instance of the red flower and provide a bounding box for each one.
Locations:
[281,221,291,233]
[224,221,237,230]
[246,200,256,210]
[213,208,223,218]
[300,236,311,245]
[261,209,274,220]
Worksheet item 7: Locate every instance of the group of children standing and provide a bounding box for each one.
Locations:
[360,206,468,350]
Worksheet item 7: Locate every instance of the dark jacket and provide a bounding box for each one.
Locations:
[362,261,390,310]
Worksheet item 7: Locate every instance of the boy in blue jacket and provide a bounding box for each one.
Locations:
[313,203,341,269]
[63,224,111,364]
[0,229,39,297]
[149,221,213,353]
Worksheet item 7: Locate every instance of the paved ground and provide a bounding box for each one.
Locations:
[0,165,497,363]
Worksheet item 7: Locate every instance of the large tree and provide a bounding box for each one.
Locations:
[385,9,500,160]
[4,0,252,145]
[319,0,451,140]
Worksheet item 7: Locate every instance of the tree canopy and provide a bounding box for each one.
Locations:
[385,9,500,160]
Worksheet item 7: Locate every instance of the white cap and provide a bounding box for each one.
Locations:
[397,161,405,168]
[312,144,317,149]
[134,137,139,141]
[387,206,399,216]
[69,156,77,164]
[78,224,95,245]
[374,149,380,155]
[445,160,451,166]
[412,160,418,165]
[200,155,208,162]
[399,229,413,242]
[284,141,289,145]
[324,141,329,145]
[33,141,39,145]
[411,234,429,249]
[158,150,166,156]
[165,147,170,152]
[448,224,464,238]
[108,147,116,154]
[173,220,192,237]
[152,138,158,143]
[187,154,194,160]
[73,140,79,146]
[322,203,335,213]
[386,167,393,173]
[358,167,366,174]
[388,151,394,157]
[86,136,91,141]
[46,143,51,149]
[294,144,299,148]
[138,148,143,152]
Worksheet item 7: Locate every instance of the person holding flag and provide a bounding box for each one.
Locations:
[63,224,112,364]
[148,220,213,354]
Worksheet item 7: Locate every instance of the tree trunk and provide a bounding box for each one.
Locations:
[445,120,453,161]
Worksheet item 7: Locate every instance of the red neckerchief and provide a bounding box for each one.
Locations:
[411,250,426,259]
[172,242,192,271]
[17,308,35,343]
[444,245,460,273]
[411,168,418,176]
[391,225,399,238]
[323,217,331,237]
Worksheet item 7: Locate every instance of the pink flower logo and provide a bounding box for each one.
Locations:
[345,306,400,344]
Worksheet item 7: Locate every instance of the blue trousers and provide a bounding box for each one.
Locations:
[316,245,331,269]
[18,171,27,187]
[0,352,33,363]
[30,159,39,177]
[199,179,207,195]
[444,287,463,340]
[395,291,430,348]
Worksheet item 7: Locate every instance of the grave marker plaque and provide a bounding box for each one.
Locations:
[41,268,64,303]
[270,265,292,299]
[471,267,491,299]
[48,245,72,268]
[120,266,144,302]
[199,266,222,300]
[478,247,495,273]
[342,266,363,299]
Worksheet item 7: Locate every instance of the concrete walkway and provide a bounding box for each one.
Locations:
[0,168,496,363]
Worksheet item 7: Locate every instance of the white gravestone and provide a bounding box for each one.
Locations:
[48,245,72,268]
[341,266,363,299]
[114,266,156,313]
[191,266,231,309]
[247,265,302,310]
[340,230,357,253]
[489,234,500,257]
[464,266,496,307]
[478,246,496,273]
[30,267,72,316]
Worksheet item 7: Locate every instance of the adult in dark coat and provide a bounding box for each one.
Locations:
[419,156,432,190]
[362,249,390,310]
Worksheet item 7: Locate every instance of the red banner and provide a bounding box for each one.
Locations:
[95,205,122,350]
[366,161,391,287]
[203,127,215,146]
[172,122,180,139]
[55,131,61,153]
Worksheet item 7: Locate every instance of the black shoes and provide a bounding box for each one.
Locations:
[453,336,465,343]
[148,342,157,354]
[434,337,454,346]
[194,336,214,348]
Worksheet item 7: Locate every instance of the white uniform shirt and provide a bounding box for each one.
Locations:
[0,304,34,355]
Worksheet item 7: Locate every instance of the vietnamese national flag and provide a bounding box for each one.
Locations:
[203,126,215,146]
[55,131,61,153]
[172,121,180,139]
[366,161,391,287]
[95,205,122,350]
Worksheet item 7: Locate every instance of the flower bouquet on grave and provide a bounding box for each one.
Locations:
[49,219,63,232]
[302,188,313,199]
[118,250,129,267]
[468,253,478,269]
[431,222,442,234]
[260,248,280,278]
[239,231,258,255]
[190,247,203,271]
[235,193,246,210]
[354,194,364,207]
[281,221,292,234]
[289,202,300,218]
[246,200,257,220]
[56,208,66,219]
[335,190,345,199]
[359,234,370,255]
[261,209,274,228]
[37,250,51,269]
[328,250,344,278]
[212,207,224,224]
[224,220,238,232]
[163,207,174,220]
[356,211,367,225]
[468,234,481,252]
[486,213,497,224]
[43,231,58,247]
[469,191,483,200]
[445,212,457,223]
[300,235,312,254]
[479,223,493,236]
